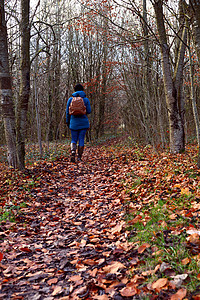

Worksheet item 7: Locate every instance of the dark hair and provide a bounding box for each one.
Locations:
[74,84,84,92]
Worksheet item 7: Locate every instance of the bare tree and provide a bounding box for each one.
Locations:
[16,0,30,169]
[0,0,18,167]
[153,0,187,153]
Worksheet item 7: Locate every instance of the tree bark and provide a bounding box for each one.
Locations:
[190,0,200,64]
[189,1,200,167]
[142,0,152,144]
[153,0,185,153]
[0,1,18,167]
[16,0,30,169]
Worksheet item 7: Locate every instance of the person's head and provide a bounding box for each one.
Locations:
[74,83,84,92]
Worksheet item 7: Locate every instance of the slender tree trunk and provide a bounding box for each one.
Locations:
[153,0,185,153]
[16,0,30,169]
[34,68,43,156]
[142,0,151,144]
[96,18,108,138]
[0,0,18,167]
[188,32,200,147]
[189,0,200,167]
[190,0,200,64]
[34,11,43,156]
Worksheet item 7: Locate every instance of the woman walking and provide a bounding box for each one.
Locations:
[66,84,91,162]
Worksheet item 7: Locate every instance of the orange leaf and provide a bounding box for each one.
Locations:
[137,243,150,254]
[82,259,97,266]
[111,222,124,234]
[170,288,187,300]
[69,275,82,282]
[93,295,109,300]
[152,278,168,290]
[52,285,63,296]
[47,278,58,285]
[181,187,191,195]
[120,286,137,297]
[181,257,191,265]
[103,261,125,274]
[188,233,200,244]
[193,295,200,300]
[88,268,98,277]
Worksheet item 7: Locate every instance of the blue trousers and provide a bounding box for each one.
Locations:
[71,129,87,147]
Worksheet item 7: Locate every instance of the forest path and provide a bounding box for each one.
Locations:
[1,141,139,299]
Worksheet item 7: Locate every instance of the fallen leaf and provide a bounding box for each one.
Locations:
[120,286,137,297]
[111,222,124,234]
[47,278,58,285]
[170,288,187,300]
[93,295,109,300]
[73,285,88,296]
[103,261,125,274]
[181,257,191,265]
[88,268,98,277]
[137,243,150,254]
[82,259,97,266]
[69,275,82,282]
[187,233,200,244]
[152,278,168,290]
[181,187,191,195]
[170,274,188,288]
[19,247,32,253]
[52,285,63,296]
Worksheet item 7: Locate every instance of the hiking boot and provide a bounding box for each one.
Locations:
[71,143,76,163]
[78,146,84,161]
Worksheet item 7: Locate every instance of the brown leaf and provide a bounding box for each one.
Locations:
[19,247,32,253]
[137,243,150,254]
[152,278,168,291]
[170,288,187,300]
[120,286,137,297]
[52,285,63,296]
[82,259,97,266]
[47,278,58,285]
[69,275,82,282]
[73,285,88,296]
[181,257,191,265]
[187,233,200,245]
[93,295,109,300]
[88,268,98,277]
[111,222,124,234]
[103,261,125,274]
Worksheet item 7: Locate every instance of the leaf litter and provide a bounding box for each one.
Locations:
[0,139,200,299]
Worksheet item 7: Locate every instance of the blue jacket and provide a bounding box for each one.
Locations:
[66,91,91,130]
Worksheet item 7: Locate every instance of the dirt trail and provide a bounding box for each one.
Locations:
[0,144,138,299]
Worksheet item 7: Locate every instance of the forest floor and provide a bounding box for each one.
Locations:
[1,138,200,299]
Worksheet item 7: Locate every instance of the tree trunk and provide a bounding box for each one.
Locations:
[16,0,30,169]
[189,1,200,167]
[153,0,185,153]
[190,0,200,64]
[0,0,18,167]
[142,0,152,144]
[96,17,108,138]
